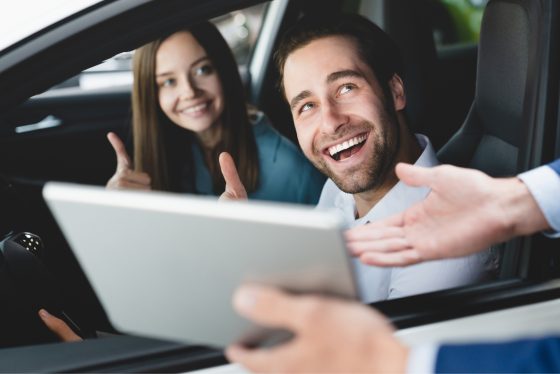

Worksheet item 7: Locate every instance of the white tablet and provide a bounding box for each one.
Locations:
[43,182,358,348]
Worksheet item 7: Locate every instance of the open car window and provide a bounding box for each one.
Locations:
[0,0,102,52]
[0,0,558,372]
[49,3,268,92]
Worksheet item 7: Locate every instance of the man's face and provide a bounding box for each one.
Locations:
[283,36,404,194]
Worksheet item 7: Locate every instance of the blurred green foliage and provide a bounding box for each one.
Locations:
[440,0,487,43]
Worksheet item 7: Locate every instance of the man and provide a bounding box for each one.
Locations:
[226,159,560,373]
[263,13,494,302]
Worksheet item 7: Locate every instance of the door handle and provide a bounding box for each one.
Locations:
[15,115,62,134]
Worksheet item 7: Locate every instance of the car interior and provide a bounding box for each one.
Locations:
[0,0,558,371]
[438,0,549,280]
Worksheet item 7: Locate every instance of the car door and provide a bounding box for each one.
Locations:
[2,86,130,185]
[0,0,265,369]
[0,0,559,371]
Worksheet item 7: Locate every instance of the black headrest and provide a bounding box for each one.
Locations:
[438,0,543,177]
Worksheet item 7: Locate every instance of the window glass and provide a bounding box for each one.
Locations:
[51,2,268,92]
[0,0,102,53]
[433,0,487,47]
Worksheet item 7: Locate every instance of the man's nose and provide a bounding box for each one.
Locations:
[321,101,349,134]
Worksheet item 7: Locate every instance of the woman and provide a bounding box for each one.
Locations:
[106,21,325,204]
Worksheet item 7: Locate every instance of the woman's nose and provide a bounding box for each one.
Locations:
[178,76,197,100]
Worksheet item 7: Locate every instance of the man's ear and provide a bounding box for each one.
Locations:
[389,74,406,111]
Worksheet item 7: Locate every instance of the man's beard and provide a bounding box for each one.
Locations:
[311,115,400,194]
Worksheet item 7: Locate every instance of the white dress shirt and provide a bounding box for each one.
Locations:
[518,163,560,237]
[317,134,498,303]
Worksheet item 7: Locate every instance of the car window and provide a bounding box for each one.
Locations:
[0,0,558,369]
[0,0,102,52]
[51,2,268,91]
[434,0,487,47]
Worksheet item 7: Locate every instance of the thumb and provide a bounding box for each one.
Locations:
[219,152,247,200]
[39,309,82,342]
[395,163,435,188]
[107,132,132,172]
[233,285,302,330]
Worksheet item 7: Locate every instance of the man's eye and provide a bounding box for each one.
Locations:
[340,84,355,95]
[299,102,314,113]
[195,64,214,76]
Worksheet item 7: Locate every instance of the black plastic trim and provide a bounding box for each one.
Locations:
[0,335,225,373]
[374,278,560,329]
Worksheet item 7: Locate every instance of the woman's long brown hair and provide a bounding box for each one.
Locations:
[131,21,259,193]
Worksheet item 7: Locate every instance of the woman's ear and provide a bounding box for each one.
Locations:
[389,74,406,111]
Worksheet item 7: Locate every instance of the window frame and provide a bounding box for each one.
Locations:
[0,0,559,371]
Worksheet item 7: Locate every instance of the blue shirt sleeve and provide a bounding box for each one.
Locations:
[434,336,560,373]
[548,159,560,174]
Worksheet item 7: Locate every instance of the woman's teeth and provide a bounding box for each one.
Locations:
[182,102,208,114]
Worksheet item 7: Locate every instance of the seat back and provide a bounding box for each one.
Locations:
[437,0,551,278]
[437,0,543,177]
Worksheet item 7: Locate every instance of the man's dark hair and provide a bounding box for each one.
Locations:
[274,13,404,101]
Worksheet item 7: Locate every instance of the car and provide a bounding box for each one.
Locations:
[0,0,558,372]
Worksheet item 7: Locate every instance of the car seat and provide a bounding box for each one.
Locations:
[437,0,552,277]
[437,0,544,176]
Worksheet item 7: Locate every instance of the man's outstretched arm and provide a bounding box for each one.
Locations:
[345,163,556,267]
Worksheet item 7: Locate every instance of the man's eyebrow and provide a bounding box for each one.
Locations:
[326,69,365,84]
[288,70,365,111]
[289,90,312,111]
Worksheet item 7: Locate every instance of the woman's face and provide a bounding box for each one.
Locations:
[155,31,224,143]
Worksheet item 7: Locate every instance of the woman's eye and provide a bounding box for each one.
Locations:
[195,64,214,76]
[159,78,175,87]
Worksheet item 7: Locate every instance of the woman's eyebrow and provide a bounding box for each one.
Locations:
[190,56,211,67]
[156,56,211,77]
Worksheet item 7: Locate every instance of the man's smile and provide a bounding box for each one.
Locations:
[325,133,368,161]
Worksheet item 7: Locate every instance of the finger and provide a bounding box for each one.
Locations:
[233,285,297,330]
[39,309,82,342]
[354,212,405,231]
[110,180,152,190]
[233,284,327,331]
[226,344,281,372]
[345,227,407,256]
[395,163,435,188]
[345,226,405,243]
[106,170,151,190]
[120,170,151,186]
[360,249,421,267]
[219,152,247,199]
[107,132,132,172]
[347,237,410,257]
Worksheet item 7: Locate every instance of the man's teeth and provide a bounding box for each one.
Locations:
[182,103,207,114]
[328,134,367,157]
